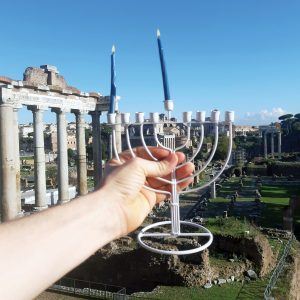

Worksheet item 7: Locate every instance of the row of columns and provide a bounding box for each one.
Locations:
[0,100,103,222]
[263,131,282,159]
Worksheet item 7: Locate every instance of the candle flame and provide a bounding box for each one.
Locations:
[112,45,115,53]
[156,29,160,37]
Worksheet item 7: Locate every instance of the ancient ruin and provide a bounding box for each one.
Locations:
[259,125,282,159]
[0,65,110,221]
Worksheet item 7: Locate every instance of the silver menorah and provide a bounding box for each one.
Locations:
[107,103,234,255]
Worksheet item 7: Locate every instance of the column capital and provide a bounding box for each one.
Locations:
[0,86,14,105]
[51,107,70,114]
[13,104,23,111]
[71,108,89,115]
[89,110,101,117]
[27,105,48,112]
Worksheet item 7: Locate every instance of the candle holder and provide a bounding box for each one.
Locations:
[107,109,234,255]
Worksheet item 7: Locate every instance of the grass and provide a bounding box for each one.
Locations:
[143,283,243,300]
[236,279,268,299]
[142,178,299,300]
[207,178,299,229]
[260,197,289,228]
[260,185,300,198]
[21,155,34,160]
[205,217,258,238]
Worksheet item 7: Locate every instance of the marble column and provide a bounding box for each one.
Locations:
[0,102,18,221]
[28,105,48,210]
[278,131,282,159]
[13,106,22,215]
[264,132,268,159]
[271,132,275,158]
[74,110,88,195]
[90,110,103,188]
[52,108,69,204]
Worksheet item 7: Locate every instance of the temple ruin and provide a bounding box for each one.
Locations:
[0,65,110,221]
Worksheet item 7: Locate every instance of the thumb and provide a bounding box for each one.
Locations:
[139,153,178,177]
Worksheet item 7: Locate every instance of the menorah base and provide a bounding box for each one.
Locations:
[137,221,213,255]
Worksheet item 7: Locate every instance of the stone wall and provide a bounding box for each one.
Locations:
[210,234,276,277]
[289,253,300,300]
[66,232,276,293]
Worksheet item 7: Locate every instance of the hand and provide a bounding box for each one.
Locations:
[102,147,194,235]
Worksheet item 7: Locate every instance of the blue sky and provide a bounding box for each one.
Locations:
[1,0,299,125]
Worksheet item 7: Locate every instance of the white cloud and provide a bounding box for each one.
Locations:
[237,107,286,125]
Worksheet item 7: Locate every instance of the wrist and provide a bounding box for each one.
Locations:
[89,187,128,245]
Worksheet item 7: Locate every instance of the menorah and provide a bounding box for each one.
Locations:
[107,106,234,255]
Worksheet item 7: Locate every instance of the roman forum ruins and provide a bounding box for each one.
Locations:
[259,125,282,159]
[0,65,110,222]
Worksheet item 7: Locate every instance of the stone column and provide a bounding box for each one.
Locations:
[0,101,18,221]
[278,131,282,159]
[28,105,48,210]
[13,106,22,215]
[90,110,103,188]
[271,132,275,158]
[52,108,69,204]
[74,110,88,195]
[264,132,268,159]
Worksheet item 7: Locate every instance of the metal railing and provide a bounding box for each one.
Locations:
[263,233,295,299]
[50,277,127,299]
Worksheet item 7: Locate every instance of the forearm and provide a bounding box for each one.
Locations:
[0,188,123,300]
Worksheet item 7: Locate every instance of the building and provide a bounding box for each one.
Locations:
[45,131,77,152]
[234,125,259,136]
[19,124,34,138]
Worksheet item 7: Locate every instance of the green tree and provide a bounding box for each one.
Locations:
[279,114,293,120]
[294,113,300,120]
[292,121,300,132]
[67,148,76,166]
[214,135,236,160]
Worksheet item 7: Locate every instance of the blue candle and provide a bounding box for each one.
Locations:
[157,29,171,101]
[109,45,116,114]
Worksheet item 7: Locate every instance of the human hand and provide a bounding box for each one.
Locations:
[102,147,194,235]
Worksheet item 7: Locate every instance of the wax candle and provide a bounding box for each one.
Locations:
[157,29,171,101]
[109,45,116,114]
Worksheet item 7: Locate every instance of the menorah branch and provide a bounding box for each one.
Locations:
[108,110,234,255]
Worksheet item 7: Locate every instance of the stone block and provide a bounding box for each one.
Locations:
[22,81,38,89]
[67,86,81,95]
[48,73,67,88]
[0,76,13,84]
[37,85,50,91]
[23,67,48,86]
[246,269,258,280]
[49,85,63,93]
[62,89,73,95]
[89,91,101,98]
[40,65,58,73]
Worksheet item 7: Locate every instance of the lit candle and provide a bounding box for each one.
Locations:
[157,29,171,101]
[109,45,116,114]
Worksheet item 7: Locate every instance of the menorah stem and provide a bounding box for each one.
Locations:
[170,166,181,235]
[167,111,171,120]
[112,128,120,161]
